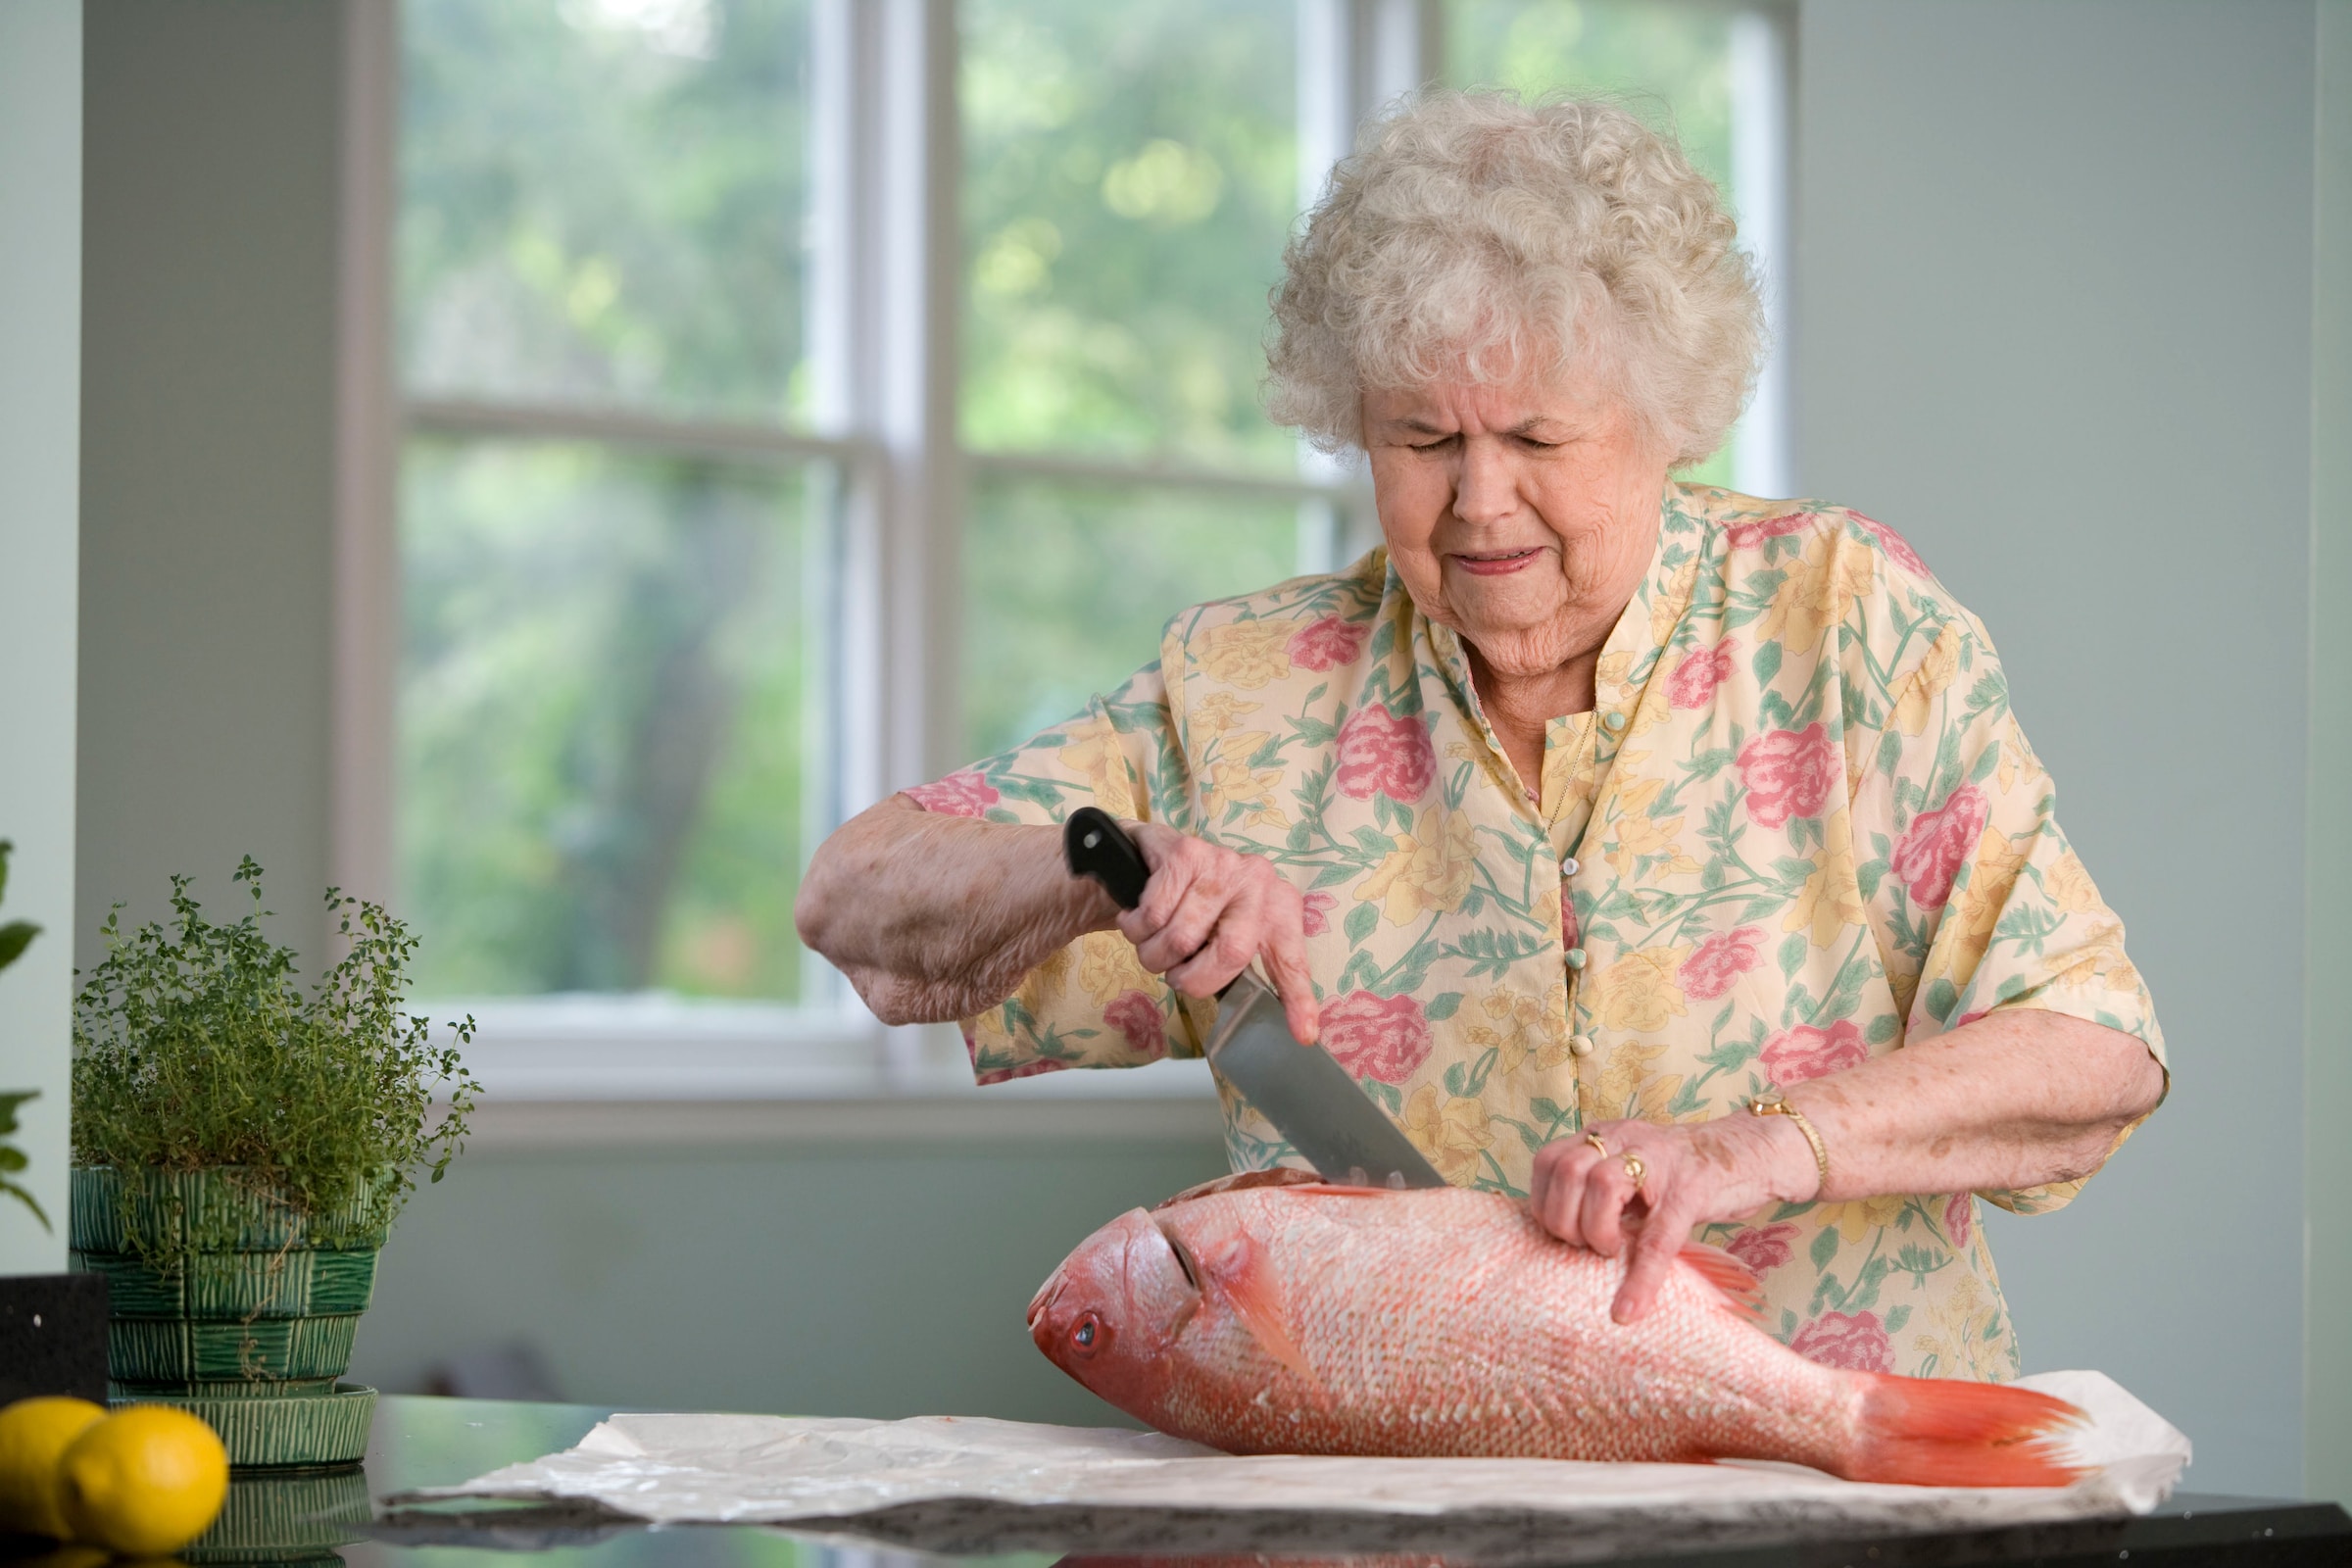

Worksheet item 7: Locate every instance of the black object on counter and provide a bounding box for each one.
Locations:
[0,1272,108,1403]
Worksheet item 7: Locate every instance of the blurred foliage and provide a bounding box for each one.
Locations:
[395,0,1755,1003]
[71,860,476,1251]
[960,0,1298,473]
[966,480,1315,760]
[0,840,46,1231]
[399,439,819,1001]
[400,0,810,420]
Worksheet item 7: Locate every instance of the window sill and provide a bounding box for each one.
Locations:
[426,994,1224,1151]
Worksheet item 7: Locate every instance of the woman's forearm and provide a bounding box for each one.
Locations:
[1786,1010,2166,1203]
[793,796,1118,1025]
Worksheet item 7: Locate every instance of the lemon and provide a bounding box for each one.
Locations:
[0,1397,107,1539]
[56,1406,228,1555]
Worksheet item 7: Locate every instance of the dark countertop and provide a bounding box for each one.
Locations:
[123,1395,2352,1568]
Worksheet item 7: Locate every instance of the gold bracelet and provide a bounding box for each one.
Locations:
[1749,1089,1830,1192]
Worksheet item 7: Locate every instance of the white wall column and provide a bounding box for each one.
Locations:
[0,0,84,1275]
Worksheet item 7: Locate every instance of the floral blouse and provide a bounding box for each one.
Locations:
[906,483,2164,1382]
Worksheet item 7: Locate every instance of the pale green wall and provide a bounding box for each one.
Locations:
[0,0,83,1278]
[2309,0,2352,1510]
[76,0,341,969]
[1796,0,2317,1495]
[347,1138,1228,1421]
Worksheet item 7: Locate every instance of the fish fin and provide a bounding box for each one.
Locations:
[1677,1243,1767,1321]
[1154,1168,1325,1210]
[1204,1232,1322,1391]
[1845,1375,2088,1488]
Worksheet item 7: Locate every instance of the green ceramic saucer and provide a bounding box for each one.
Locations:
[115,1381,378,1470]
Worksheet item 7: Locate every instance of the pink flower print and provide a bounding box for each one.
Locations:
[1288,615,1370,672]
[1725,1223,1800,1275]
[1944,1191,1975,1250]
[1668,639,1738,710]
[1320,990,1434,1084]
[1334,704,1436,804]
[1760,1019,1869,1085]
[1790,1309,1894,1372]
[1891,784,1989,910]
[1103,990,1167,1058]
[1854,512,1930,576]
[1299,891,1337,938]
[904,770,999,818]
[1560,883,1580,950]
[1724,512,1815,550]
[1736,723,1838,829]
[1679,927,1765,1002]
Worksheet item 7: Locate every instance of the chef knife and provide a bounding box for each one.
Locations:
[1062,807,1446,1190]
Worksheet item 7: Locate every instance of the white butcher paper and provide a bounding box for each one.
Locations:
[402,1370,2189,1539]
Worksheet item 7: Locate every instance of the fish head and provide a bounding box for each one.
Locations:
[1028,1206,1202,1418]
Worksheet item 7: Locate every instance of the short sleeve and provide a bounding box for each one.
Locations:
[1847,607,2165,1216]
[900,658,1213,1084]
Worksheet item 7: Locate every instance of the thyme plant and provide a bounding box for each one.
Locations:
[71,858,477,1252]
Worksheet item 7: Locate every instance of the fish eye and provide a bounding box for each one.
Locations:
[1070,1311,1108,1357]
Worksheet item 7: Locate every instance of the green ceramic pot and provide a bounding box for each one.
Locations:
[71,1167,391,1467]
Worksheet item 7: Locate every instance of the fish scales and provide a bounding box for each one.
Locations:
[1028,1174,2086,1487]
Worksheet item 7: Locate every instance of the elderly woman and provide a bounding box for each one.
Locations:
[796,92,2165,1381]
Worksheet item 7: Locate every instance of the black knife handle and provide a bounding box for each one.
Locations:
[1064,808,1150,911]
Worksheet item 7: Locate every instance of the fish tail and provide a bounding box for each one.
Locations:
[1844,1375,2088,1488]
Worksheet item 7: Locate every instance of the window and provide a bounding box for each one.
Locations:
[365,0,1789,1099]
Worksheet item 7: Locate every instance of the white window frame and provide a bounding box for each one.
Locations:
[331,0,1793,1110]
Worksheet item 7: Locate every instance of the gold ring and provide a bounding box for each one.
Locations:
[1584,1132,1609,1157]
[1620,1152,1646,1190]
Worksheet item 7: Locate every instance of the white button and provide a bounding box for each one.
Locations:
[1568,1034,1595,1058]
[1560,856,1580,876]
[1564,947,1587,971]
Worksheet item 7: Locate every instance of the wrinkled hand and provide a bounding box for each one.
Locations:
[1117,822,1320,1044]
[1529,1113,1820,1323]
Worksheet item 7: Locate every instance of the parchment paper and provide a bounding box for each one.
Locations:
[399,1370,2188,1544]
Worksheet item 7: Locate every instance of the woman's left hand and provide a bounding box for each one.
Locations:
[1529,1114,1820,1324]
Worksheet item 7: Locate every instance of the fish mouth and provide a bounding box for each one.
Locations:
[1026,1274,1063,1335]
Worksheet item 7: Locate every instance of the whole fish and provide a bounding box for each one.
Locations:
[1028,1171,2084,1487]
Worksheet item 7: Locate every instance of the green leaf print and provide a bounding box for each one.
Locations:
[1446,928,1548,979]
[1885,1304,1912,1335]
[1809,1224,1841,1273]
[1778,932,1808,980]
[1344,901,1378,948]
[1424,991,1463,1021]
[1866,1013,1899,1045]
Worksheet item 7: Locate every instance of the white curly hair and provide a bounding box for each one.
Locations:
[1265,90,1763,467]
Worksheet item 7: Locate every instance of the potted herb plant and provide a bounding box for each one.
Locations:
[69,858,475,1468]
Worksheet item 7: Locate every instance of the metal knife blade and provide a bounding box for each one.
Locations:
[1063,808,1446,1189]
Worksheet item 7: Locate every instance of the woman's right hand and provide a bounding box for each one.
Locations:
[1118,822,1322,1045]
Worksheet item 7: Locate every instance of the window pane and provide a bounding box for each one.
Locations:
[964,480,1314,759]
[399,439,829,1003]
[960,0,1298,474]
[399,0,810,422]
[1445,0,1745,487]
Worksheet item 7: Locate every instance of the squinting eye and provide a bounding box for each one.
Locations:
[1070,1311,1107,1355]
